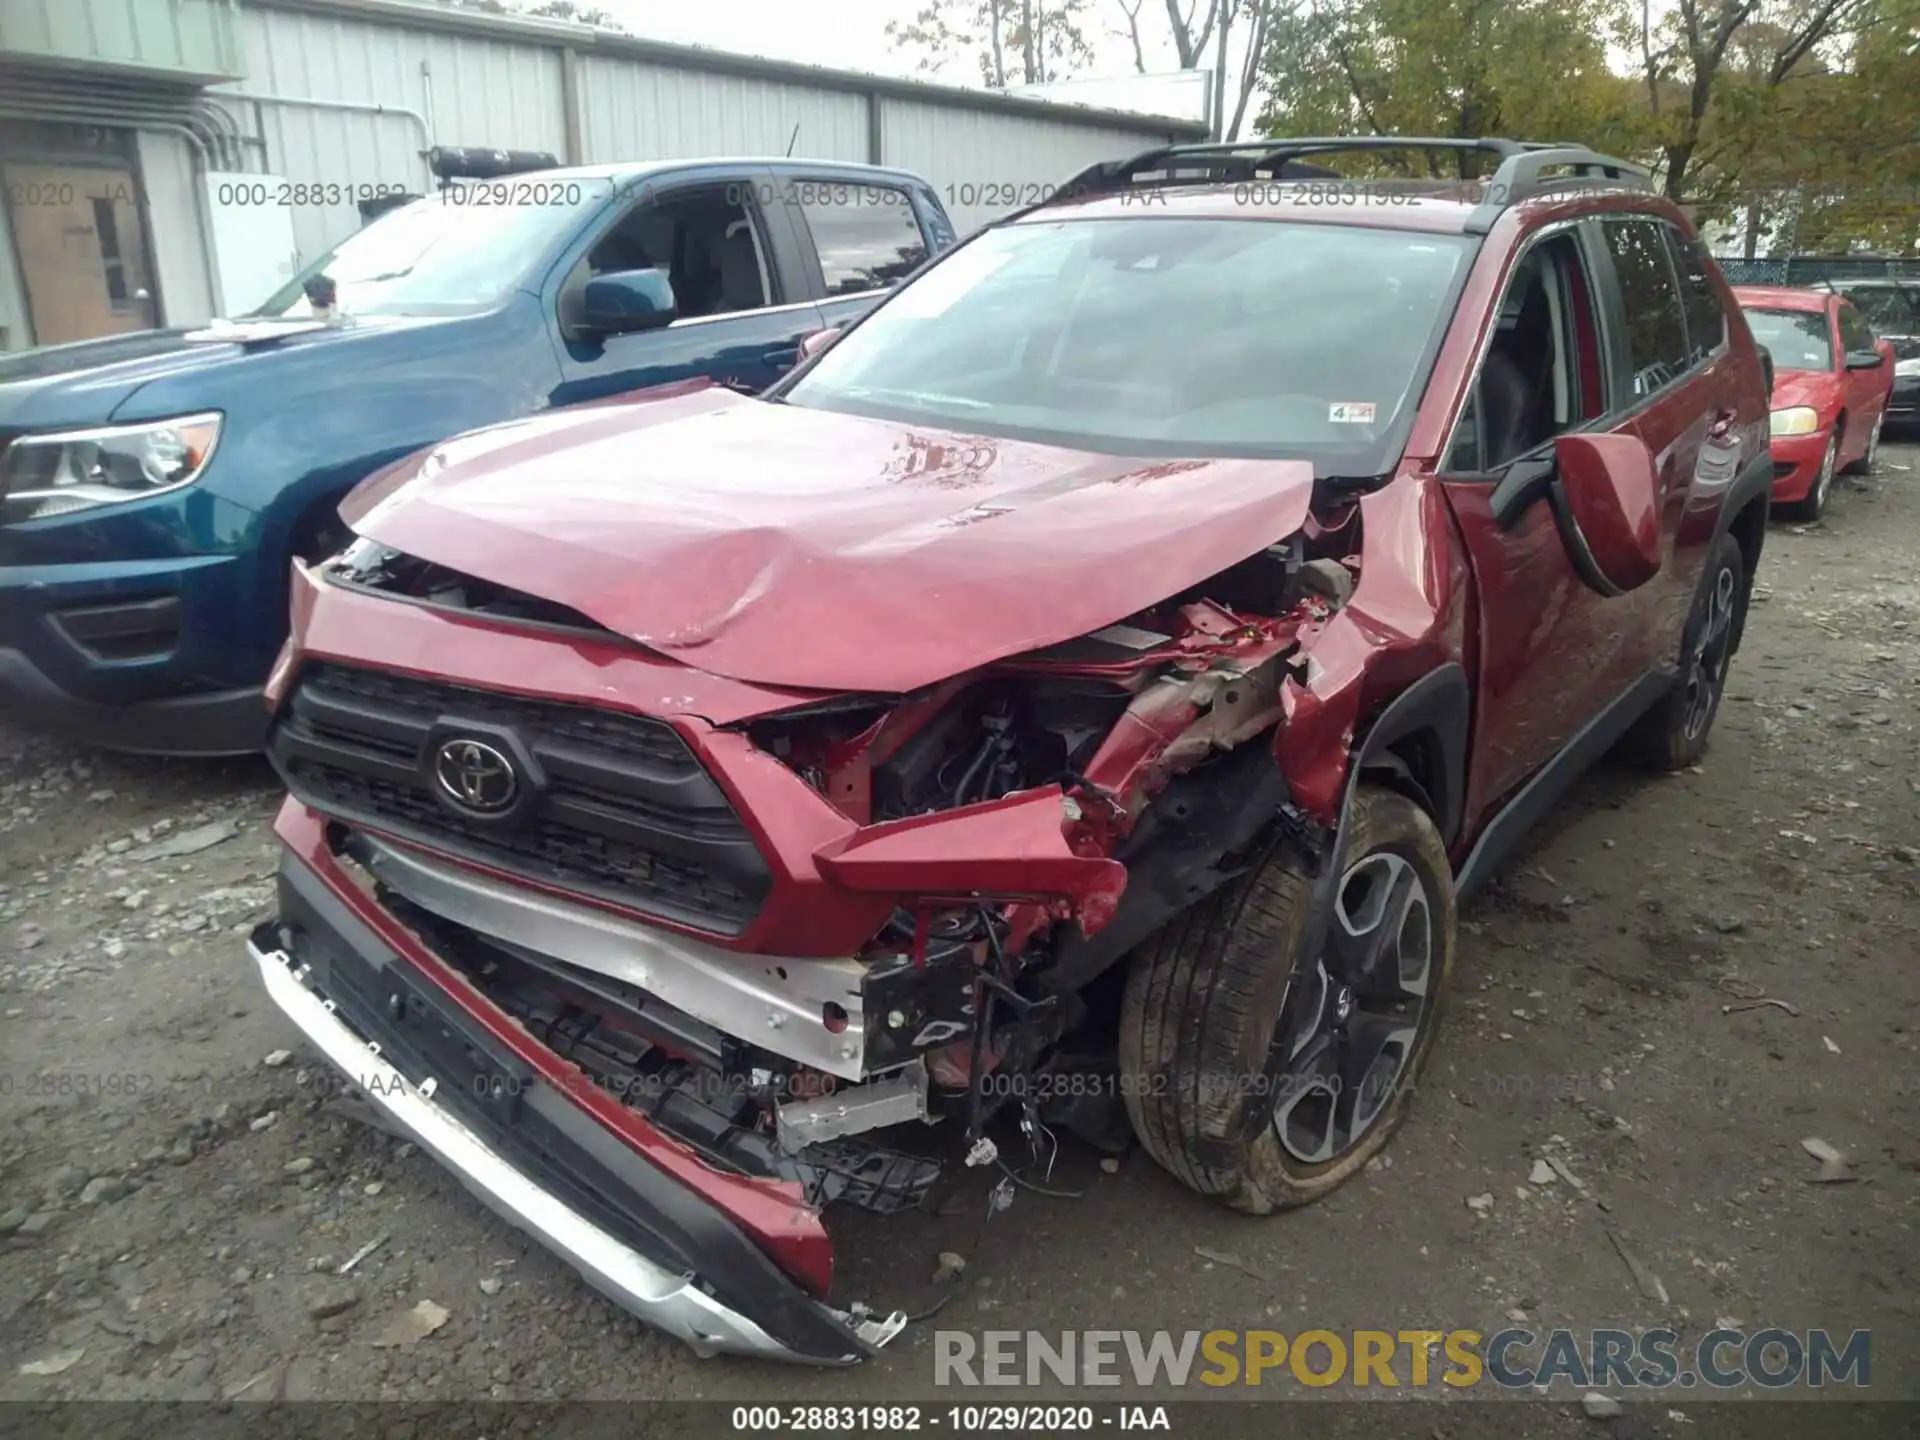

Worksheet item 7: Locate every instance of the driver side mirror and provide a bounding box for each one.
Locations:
[799,326,843,362]
[1489,433,1661,596]
[581,267,676,337]
[1755,343,1775,397]
[1844,348,1884,370]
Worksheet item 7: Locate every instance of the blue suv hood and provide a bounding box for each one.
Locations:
[0,318,427,433]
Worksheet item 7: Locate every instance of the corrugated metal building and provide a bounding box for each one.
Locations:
[0,0,1204,351]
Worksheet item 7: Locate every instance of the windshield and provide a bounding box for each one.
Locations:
[1837,286,1920,335]
[1742,307,1833,372]
[779,217,1473,474]
[252,182,610,318]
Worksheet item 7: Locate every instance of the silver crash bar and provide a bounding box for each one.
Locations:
[357,837,873,1081]
[247,939,841,1361]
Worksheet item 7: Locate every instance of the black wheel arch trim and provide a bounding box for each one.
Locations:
[1350,661,1471,850]
[1711,448,1773,658]
[1715,448,1775,552]
[1452,671,1670,902]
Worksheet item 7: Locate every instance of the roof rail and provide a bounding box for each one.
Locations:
[1029,135,1654,229]
[1460,144,1655,232]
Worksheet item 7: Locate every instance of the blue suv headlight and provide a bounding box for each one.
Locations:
[1,411,223,523]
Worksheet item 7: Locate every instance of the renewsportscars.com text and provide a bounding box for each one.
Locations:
[934,1327,1870,1390]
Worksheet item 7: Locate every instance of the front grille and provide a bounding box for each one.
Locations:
[269,663,770,935]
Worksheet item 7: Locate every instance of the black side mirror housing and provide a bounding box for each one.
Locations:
[1756,344,1775,396]
[581,268,676,337]
[1844,349,1884,370]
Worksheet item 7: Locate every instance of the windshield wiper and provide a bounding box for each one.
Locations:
[1317,473,1391,499]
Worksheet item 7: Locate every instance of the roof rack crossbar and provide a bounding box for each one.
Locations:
[1029,134,1655,229]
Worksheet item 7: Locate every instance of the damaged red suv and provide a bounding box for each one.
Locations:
[250,136,1774,1364]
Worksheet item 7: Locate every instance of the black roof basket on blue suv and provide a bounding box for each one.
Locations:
[1041,135,1656,234]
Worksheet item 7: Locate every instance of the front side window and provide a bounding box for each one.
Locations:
[1445,231,1604,473]
[797,182,929,297]
[580,185,771,320]
[1740,308,1833,372]
[781,217,1473,474]
[1600,218,1690,399]
[1837,303,1876,356]
[254,182,608,319]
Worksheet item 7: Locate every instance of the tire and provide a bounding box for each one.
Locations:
[1624,530,1746,771]
[1119,783,1457,1213]
[1843,412,1883,476]
[1786,430,1841,521]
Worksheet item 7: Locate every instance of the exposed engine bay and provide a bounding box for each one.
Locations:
[315,515,1365,1224]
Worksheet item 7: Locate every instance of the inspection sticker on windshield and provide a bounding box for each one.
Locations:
[1329,402,1376,424]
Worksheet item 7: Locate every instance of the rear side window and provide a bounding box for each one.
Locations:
[1600,218,1689,399]
[797,182,929,297]
[1667,229,1725,365]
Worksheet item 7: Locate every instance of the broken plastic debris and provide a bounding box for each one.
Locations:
[372,1299,449,1348]
[1193,1245,1270,1281]
[1800,1137,1856,1184]
[337,1233,390,1274]
[1605,1229,1669,1304]
[18,1349,85,1377]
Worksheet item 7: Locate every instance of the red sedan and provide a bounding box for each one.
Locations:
[1734,285,1896,520]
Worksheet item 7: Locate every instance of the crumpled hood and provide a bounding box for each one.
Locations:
[340,384,1315,693]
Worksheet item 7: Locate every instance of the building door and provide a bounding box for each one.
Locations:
[4,162,158,344]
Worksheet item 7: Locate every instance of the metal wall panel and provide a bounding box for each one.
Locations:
[577,55,867,167]
[134,131,218,326]
[153,1,1201,307]
[0,0,244,82]
[879,98,1179,235]
[217,4,567,266]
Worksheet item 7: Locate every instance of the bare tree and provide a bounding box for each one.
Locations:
[1118,0,1277,139]
[1115,0,1151,69]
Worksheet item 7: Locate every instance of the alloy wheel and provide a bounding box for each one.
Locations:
[1682,561,1738,742]
[1269,851,1434,1165]
[1814,433,1839,511]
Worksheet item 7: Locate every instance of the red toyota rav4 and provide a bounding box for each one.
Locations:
[250,137,1773,1365]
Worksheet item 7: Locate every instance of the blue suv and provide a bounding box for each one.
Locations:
[0,156,956,754]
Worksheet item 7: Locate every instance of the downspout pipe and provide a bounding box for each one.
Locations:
[224,92,434,188]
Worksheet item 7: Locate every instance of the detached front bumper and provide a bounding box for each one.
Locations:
[251,842,899,1365]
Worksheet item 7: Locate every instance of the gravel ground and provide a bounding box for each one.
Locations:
[1,445,1916,1422]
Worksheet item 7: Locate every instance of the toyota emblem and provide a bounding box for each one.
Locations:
[433,738,519,814]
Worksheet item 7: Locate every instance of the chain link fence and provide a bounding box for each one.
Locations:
[1715,255,1920,287]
